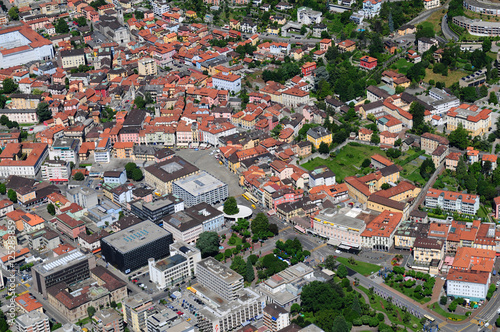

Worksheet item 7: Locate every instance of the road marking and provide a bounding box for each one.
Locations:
[311,243,327,252]
[19,290,29,295]
[457,323,474,332]
[439,322,448,328]
[279,226,291,233]
[471,319,479,325]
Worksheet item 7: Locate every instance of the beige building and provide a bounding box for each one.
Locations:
[413,237,444,267]
[446,105,492,137]
[0,109,38,124]
[421,132,449,154]
[123,294,153,332]
[60,49,86,69]
[282,87,310,108]
[144,156,199,194]
[138,58,158,76]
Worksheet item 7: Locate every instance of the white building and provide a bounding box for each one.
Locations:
[212,73,241,93]
[424,0,440,9]
[312,209,366,248]
[41,160,71,182]
[199,122,237,147]
[148,241,201,290]
[103,170,127,185]
[95,138,111,163]
[0,109,38,124]
[0,143,48,178]
[172,171,228,207]
[16,311,50,332]
[425,188,480,215]
[152,0,170,16]
[263,304,290,332]
[241,19,258,34]
[0,24,54,68]
[426,88,460,115]
[362,0,381,18]
[447,270,490,301]
[49,138,79,164]
[309,167,335,187]
[297,7,322,25]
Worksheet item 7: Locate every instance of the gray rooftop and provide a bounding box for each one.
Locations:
[315,208,366,231]
[173,171,227,196]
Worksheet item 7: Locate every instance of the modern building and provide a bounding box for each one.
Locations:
[196,257,244,302]
[459,69,487,88]
[130,195,184,223]
[362,0,381,17]
[423,0,440,9]
[0,23,54,68]
[148,241,201,290]
[425,188,480,215]
[147,309,179,332]
[123,294,154,332]
[32,249,96,297]
[172,171,228,208]
[453,16,500,36]
[41,160,71,182]
[263,304,290,332]
[212,73,242,93]
[297,7,322,24]
[49,138,80,164]
[95,138,111,163]
[312,208,366,249]
[67,187,99,209]
[144,156,200,195]
[425,88,460,115]
[447,270,490,301]
[103,170,127,185]
[15,311,50,332]
[138,58,158,76]
[308,167,336,187]
[100,220,173,273]
[93,309,124,332]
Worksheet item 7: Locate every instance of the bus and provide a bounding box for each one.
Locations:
[424,315,435,322]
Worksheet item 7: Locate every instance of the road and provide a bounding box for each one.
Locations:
[441,14,459,41]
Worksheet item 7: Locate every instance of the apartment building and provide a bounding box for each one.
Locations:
[447,270,490,301]
[172,171,228,208]
[413,237,445,266]
[420,132,449,154]
[0,143,48,178]
[93,309,124,332]
[49,138,80,164]
[360,210,403,251]
[123,294,153,332]
[0,109,38,124]
[15,311,50,332]
[60,49,86,69]
[212,73,241,92]
[138,58,158,76]
[95,138,111,163]
[312,208,366,248]
[282,87,310,108]
[144,156,199,195]
[446,104,492,137]
[41,160,71,182]
[425,188,480,215]
[196,257,244,302]
[263,304,290,332]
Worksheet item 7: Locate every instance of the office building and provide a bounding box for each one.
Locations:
[41,160,71,182]
[123,294,153,332]
[196,257,244,302]
[130,194,184,223]
[15,311,50,332]
[32,249,96,297]
[172,171,228,208]
[67,187,99,209]
[312,208,366,248]
[49,138,80,164]
[425,188,480,215]
[144,156,199,195]
[446,270,490,301]
[263,304,290,332]
[149,242,201,290]
[101,221,173,273]
[147,309,178,332]
[93,309,124,332]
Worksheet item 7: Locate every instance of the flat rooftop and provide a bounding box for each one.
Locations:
[101,220,171,253]
[153,254,187,271]
[198,257,243,284]
[173,171,227,196]
[34,249,89,275]
[315,208,366,231]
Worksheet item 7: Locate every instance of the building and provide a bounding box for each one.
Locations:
[15,311,50,332]
[425,88,460,115]
[446,104,492,137]
[309,167,336,187]
[32,249,96,297]
[148,241,201,290]
[68,187,98,209]
[95,138,111,163]
[312,208,366,249]
[0,109,38,124]
[362,0,381,17]
[447,270,490,301]
[306,126,332,149]
[421,132,449,155]
[212,73,241,93]
[413,237,444,268]
[196,257,244,302]
[394,221,430,250]
[60,49,86,69]
[123,294,153,332]
[138,58,158,76]
[172,171,228,208]
[297,7,322,25]
[424,0,440,9]
[103,170,127,185]
[144,156,199,195]
[0,23,54,68]
[49,138,80,164]
[460,69,487,88]
[453,16,500,36]
[41,160,71,182]
[301,62,316,76]
[15,293,43,314]
[95,16,131,44]
[100,220,173,273]
[263,304,290,332]
[147,309,183,332]
[359,56,377,70]
[360,210,402,251]
[0,143,48,178]
[54,213,86,239]
[425,188,480,215]
[130,194,184,223]
[93,309,124,332]
[29,229,60,251]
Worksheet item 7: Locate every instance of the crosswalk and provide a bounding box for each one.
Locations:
[311,243,327,252]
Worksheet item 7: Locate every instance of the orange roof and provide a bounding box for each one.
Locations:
[426,188,478,204]
[15,293,43,312]
[361,210,402,238]
[1,248,29,263]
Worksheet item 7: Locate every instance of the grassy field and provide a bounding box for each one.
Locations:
[301,143,387,181]
[358,285,423,331]
[336,257,380,276]
[391,58,413,75]
[429,302,469,321]
[424,68,467,87]
[405,168,427,186]
[421,10,445,33]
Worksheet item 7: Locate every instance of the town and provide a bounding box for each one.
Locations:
[1,0,500,331]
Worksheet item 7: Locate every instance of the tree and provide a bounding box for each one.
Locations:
[386,148,401,159]
[300,25,307,35]
[196,232,219,258]
[369,34,384,55]
[0,184,5,195]
[332,315,350,332]
[2,78,17,94]
[74,172,85,181]
[245,258,255,282]
[7,189,16,203]
[318,142,330,154]
[337,264,348,278]
[361,158,371,168]
[36,103,52,122]
[449,124,470,149]
[269,223,279,235]
[370,134,380,144]
[125,162,138,179]
[230,255,246,275]
[134,96,146,109]
[251,213,270,237]
[131,168,143,181]
[87,306,96,318]
[381,183,390,190]
[55,18,69,34]
[448,301,457,312]
[409,102,425,131]
[8,7,19,20]
[483,38,492,53]
[440,296,448,305]
[489,92,498,105]
[47,203,56,216]
[420,158,436,180]
[223,197,239,215]
[324,255,337,270]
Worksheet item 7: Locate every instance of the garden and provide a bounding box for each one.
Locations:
[384,267,436,304]
[336,256,381,277]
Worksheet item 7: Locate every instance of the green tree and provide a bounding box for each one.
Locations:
[134,96,146,109]
[337,264,348,278]
[300,25,307,35]
[361,158,371,168]
[74,172,85,181]
[36,103,52,122]
[409,102,425,131]
[369,34,384,55]
[371,134,380,144]
[47,203,56,216]
[480,84,489,99]
[125,162,137,179]
[196,232,219,258]
[245,258,255,282]
[8,7,19,20]
[489,92,498,105]
[448,301,457,312]
[230,255,246,275]
[223,197,239,215]
[324,255,337,270]
[483,38,492,53]
[420,158,436,180]
[290,303,301,314]
[7,189,17,203]
[318,142,330,154]
[87,306,96,318]
[251,212,270,237]
[449,124,470,149]
[55,18,69,34]
[2,78,17,94]
[381,183,390,190]
[440,296,448,305]
[131,168,143,181]
[332,315,350,332]
[0,184,5,195]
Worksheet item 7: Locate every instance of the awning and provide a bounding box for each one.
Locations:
[339,245,352,250]
[294,225,306,233]
[49,179,68,182]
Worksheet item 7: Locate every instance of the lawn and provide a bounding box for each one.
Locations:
[301,143,387,181]
[404,166,426,186]
[358,285,423,331]
[391,59,413,75]
[388,283,432,305]
[477,205,491,221]
[429,302,469,321]
[424,68,467,87]
[420,10,445,34]
[336,257,380,276]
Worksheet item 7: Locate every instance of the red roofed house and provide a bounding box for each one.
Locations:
[359,56,377,70]
[482,154,497,171]
[301,62,316,76]
[55,213,86,239]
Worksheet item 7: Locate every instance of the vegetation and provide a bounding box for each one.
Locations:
[7,189,17,203]
[73,172,85,181]
[125,163,143,181]
[336,257,380,276]
[47,203,56,216]
[196,232,220,258]
[251,213,274,240]
[36,103,52,122]
[223,197,239,215]
[274,238,310,265]
[384,267,435,304]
